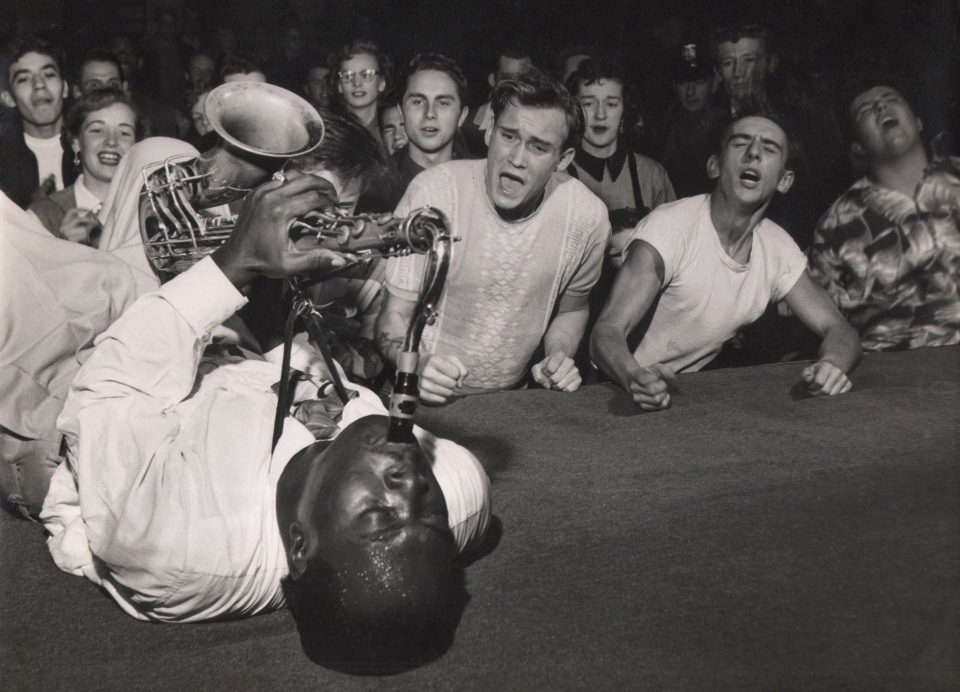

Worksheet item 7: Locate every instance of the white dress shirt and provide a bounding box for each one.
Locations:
[41,257,490,622]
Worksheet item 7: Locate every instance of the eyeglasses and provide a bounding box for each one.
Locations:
[338,69,379,83]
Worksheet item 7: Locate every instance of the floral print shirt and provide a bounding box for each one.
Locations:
[808,157,960,351]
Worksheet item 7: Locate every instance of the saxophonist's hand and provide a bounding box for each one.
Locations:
[213,170,348,290]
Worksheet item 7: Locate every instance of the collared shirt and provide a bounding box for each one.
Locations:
[41,257,491,622]
[72,174,101,214]
[572,145,630,184]
[568,144,676,216]
[808,157,960,351]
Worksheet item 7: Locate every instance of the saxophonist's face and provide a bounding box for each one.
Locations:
[295,167,361,215]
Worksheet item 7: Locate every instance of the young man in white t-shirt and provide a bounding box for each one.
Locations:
[0,36,73,209]
[591,114,861,410]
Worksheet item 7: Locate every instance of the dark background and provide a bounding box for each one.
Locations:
[3,0,958,137]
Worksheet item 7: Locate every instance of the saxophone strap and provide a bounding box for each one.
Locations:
[270,287,355,452]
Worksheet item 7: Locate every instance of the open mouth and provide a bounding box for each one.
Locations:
[499,172,524,194]
[421,126,439,136]
[739,169,761,185]
[97,152,121,165]
[880,115,899,130]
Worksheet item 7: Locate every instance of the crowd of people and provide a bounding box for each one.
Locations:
[1,8,959,671]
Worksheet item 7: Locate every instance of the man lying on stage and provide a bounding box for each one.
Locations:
[591,113,862,410]
[40,169,490,671]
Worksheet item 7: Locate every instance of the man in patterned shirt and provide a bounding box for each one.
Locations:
[808,78,960,351]
[376,68,610,405]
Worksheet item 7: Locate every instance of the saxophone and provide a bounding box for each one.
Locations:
[136,82,453,440]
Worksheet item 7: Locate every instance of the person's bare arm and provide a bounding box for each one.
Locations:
[375,290,467,405]
[374,289,414,369]
[531,306,589,392]
[782,271,862,397]
[590,240,673,410]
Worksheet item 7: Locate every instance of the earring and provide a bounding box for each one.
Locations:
[619,121,624,135]
[73,152,80,167]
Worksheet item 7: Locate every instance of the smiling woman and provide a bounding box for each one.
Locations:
[28,86,140,244]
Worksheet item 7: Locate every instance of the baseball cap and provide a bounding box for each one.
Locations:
[672,41,713,82]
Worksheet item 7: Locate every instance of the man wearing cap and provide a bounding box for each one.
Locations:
[660,39,723,198]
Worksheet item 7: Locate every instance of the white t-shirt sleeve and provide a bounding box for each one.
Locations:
[769,232,809,302]
[629,197,700,285]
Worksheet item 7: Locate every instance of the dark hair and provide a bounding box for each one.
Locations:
[552,45,596,80]
[377,89,402,124]
[218,52,265,81]
[490,66,583,150]
[9,35,63,76]
[302,52,337,85]
[565,57,632,106]
[338,39,393,91]
[493,44,534,75]
[338,38,382,67]
[401,53,468,105]
[64,85,141,142]
[709,23,772,64]
[188,87,210,112]
[76,48,125,85]
[288,108,387,194]
[305,51,337,72]
[834,66,915,146]
[281,554,466,673]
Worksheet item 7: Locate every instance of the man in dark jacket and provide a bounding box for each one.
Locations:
[0,36,76,209]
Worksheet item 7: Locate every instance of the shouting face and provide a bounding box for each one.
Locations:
[708,115,794,209]
[485,101,575,219]
[849,86,923,163]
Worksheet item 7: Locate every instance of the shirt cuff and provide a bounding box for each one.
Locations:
[160,256,248,337]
